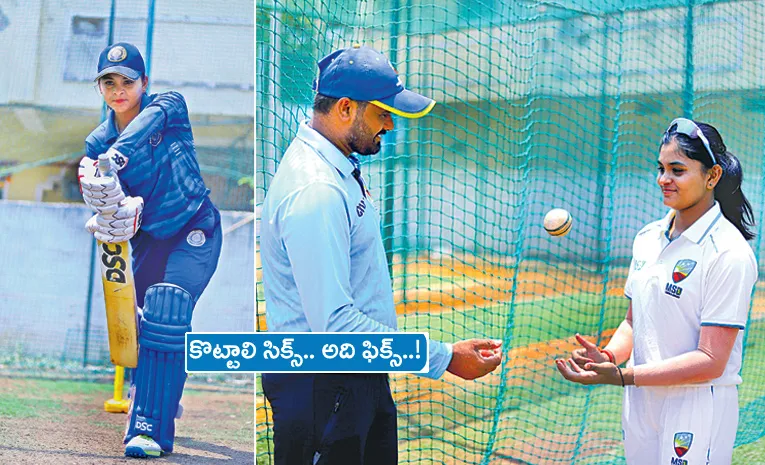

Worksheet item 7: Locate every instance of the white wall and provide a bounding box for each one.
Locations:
[401,1,762,102]
[0,0,253,116]
[0,1,44,104]
[0,201,254,361]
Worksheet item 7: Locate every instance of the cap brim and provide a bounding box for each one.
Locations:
[371,89,435,119]
[94,66,141,81]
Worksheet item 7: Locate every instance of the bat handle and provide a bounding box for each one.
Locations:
[97,153,120,219]
[98,153,114,178]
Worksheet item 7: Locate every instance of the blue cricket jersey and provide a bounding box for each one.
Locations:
[85,92,210,240]
[260,121,454,379]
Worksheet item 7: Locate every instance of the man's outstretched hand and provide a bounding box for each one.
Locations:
[447,339,503,380]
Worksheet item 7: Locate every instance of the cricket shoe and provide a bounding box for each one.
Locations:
[125,434,163,458]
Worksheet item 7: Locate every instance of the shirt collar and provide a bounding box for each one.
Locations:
[296,120,355,177]
[105,93,152,143]
[662,202,723,244]
[104,111,120,144]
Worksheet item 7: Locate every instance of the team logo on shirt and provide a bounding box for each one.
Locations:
[673,432,693,459]
[186,230,206,247]
[633,260,645,271]
[149,132,163,147]
[665,282,683,299]
[672,259,697,283]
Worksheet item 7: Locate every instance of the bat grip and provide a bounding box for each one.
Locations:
[97,153,122,219]
[98,153,114,178]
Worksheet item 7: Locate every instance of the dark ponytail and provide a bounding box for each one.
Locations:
[712,149,755,240]
[664,121,756,241]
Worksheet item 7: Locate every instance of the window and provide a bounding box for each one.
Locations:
[64,16,107,82]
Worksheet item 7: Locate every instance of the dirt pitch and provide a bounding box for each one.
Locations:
[0,377,254,465]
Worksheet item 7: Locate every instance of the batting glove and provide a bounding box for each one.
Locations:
[78,154,127,214]
[80,176,125,214]
[86,196,144,243]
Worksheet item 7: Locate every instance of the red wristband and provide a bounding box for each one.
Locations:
[601,349,616,364]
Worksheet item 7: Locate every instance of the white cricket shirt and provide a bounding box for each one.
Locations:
[624,202,757,386]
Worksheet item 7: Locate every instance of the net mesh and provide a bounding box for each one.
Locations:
[0,0,254,376]
[257,0,765,463]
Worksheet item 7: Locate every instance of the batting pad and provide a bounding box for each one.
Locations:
[125,283,193,453]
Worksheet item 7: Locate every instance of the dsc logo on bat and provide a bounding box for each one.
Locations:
[101,243,127,283]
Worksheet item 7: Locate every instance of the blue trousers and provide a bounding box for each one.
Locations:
[262,373,398,465]
[123,196,222,450]
[131,196,222,306]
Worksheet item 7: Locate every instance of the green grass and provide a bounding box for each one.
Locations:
[733,436,765,464]
[0,379,113,419]
[31,379,114,396]
[256,436,273,465]
[399,292,626,345]
[0,396,62,418]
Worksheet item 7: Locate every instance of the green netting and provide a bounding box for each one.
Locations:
[257,0,765,463]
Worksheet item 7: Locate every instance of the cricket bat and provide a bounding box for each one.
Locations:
[79,155,139,368]
[97,238,139,368]
[97,155,139,368]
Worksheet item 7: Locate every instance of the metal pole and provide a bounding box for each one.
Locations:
[145,0,157,92]
[83,240,97,367]
[572,14,612,460]
[86,0,118,367]
[683,0,695,118]
[741,111,765,363]
[107,0,116,44]
[595,17,610,274]
[400,0,412,302]
[99,0,117,124]
[383,0,400,279]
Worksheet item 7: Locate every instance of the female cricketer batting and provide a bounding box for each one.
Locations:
[78,42,223,458]
[556,118,757,465]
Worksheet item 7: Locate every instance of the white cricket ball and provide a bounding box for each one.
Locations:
[544,208,573,237]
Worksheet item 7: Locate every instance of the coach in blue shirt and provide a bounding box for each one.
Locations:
[260,45,503,465]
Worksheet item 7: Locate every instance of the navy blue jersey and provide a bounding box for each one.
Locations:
[85,92,210,240]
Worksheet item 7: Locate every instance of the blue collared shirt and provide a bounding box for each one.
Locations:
[85,92,210,240]
[260,121,453,379]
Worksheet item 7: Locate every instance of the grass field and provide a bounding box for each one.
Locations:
[255,286,765,464]
[0,376,254,464]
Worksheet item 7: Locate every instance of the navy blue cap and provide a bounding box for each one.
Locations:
[95,42,146,81]
[313,45,436,119]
